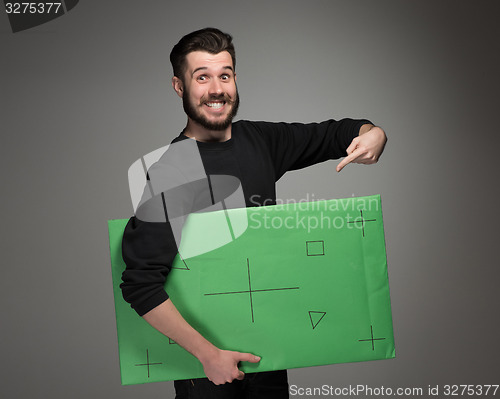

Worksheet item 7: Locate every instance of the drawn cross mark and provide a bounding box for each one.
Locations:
[347,210,376,237]
[135,349,162,378]
[358,325,386,351]
[205,258,299,323]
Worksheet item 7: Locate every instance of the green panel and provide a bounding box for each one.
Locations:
[108,195,395,385]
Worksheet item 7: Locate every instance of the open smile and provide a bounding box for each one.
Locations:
[204,100,227,112]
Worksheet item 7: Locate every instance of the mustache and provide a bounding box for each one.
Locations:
[200,93,236,104]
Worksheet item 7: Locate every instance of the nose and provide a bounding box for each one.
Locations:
[208,78,223,96]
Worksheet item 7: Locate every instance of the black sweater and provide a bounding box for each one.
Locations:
[121,118,371,316]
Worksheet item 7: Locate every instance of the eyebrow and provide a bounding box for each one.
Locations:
[191,66,234,77]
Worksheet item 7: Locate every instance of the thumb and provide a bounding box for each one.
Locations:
[237,352,261,363]
[345,136,360,155]
[236,370,245,381]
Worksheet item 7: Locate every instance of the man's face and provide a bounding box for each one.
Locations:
[180,51,239,131]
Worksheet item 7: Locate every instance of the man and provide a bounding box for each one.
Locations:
[121,27,387,398]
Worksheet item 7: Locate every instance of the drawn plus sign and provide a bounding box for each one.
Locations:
[135,349,162,378]
[358,325,386,350]
[204,258,299,323]
[347,210,376,237]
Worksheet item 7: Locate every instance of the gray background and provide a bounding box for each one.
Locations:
[1,0,499,398]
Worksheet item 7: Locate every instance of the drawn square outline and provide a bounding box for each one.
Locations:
[306,240,325,256]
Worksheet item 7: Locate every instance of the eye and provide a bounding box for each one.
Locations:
[220,74,231,81]
[197,75,208,82]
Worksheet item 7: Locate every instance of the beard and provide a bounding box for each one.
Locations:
[182,85,240,131]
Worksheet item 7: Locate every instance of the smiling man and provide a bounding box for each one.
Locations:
[121,27,387,398]
[177,50,239,138]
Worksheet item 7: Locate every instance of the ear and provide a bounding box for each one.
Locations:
[172,76,184,98]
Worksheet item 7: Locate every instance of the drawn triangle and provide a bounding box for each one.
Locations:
[172,252,190,270]
[309,311,326,329]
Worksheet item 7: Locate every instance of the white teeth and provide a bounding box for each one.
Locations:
[206,102,224,108]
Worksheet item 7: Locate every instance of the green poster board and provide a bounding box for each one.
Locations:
[108,195,395,385]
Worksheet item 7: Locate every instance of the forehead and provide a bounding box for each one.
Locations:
[185,51,234,74]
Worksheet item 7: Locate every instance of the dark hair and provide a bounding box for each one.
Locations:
[170,27,236,80]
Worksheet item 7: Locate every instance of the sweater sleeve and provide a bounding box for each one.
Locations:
[251,118,372,180]
[120,217,179,316]
[120,141,197,316]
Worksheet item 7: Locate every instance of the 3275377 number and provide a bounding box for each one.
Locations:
[443,385,499,396]
[5,2,62,14]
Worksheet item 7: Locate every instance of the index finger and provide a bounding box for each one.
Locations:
[237,353,261,363]
[336,149,361,172]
